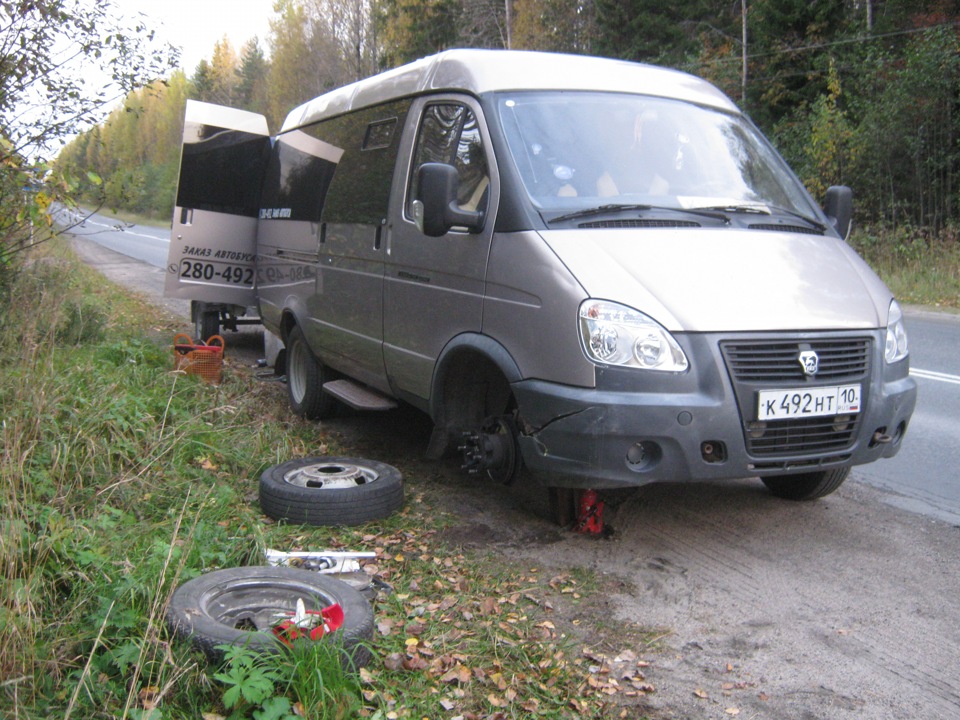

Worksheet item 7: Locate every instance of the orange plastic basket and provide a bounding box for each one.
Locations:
[173,333,225,385]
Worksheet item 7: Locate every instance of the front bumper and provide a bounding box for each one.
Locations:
[512,330,917,489]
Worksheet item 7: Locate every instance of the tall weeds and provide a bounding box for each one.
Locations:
[0,242,317,717]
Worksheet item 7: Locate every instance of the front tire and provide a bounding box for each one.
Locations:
[286,325,336,419]
[761,467,850,500]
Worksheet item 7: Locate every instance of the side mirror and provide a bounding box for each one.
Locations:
[412,162,484,237]
[824,185,853,241]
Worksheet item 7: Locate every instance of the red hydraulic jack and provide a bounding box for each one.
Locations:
[573,489,605,535]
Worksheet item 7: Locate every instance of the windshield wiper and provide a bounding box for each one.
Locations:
[694,203,828,233]
[548,203,728,224]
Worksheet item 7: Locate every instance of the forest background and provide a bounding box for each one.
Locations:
[18,0,960,307]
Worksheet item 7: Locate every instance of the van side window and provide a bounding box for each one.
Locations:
[409,104,489,217]
[299,99,410,225]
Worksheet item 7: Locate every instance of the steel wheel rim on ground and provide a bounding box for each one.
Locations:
[166,566,374,668]
[283,461,380,490]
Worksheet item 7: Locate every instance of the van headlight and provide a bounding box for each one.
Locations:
[884,299,909,363]
[579,300,688,372]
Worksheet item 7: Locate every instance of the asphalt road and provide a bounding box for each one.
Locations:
[857,311,960,524]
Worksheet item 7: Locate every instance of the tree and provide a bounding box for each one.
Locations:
[593,0,716,65]
[208,37,241,106]
[375,0,460,66]
[237,38,271,115]
[1,0,177,267]
[850,25,960,229]
[512,0,596,54]
[745,0,849,129]
[266,0,345,127]
[327,0,380,80]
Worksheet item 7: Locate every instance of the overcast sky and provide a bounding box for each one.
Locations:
[114,0,277,74]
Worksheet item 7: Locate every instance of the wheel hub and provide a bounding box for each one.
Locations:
[283,462,379,489]
[459,415,520,484]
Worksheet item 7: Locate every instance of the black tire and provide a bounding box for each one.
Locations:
[761,467,850,500]
[166,566,374,669]
[286,325,336,419]
[193,302,220,341]
[259,456,403,526]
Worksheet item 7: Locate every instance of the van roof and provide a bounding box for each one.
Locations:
[280,49,740,133]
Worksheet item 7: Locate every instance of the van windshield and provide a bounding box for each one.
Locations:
[497,92,819,221]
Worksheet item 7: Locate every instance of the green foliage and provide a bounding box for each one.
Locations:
[594,0,719,65]
[375,0,461,67]
[773,57,856,200]
[850,223,960,308]
[846,25,960,229]
[512,0,596,53]
[215,645,286,710]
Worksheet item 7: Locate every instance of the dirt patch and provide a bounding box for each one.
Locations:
[73,234,960,720]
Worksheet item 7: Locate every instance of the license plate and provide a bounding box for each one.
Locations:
[756,384,861,420]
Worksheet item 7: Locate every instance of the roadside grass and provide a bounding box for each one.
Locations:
[1,237,658,718]
[850,224,960,310]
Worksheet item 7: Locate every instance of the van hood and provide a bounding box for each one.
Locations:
[541,228,892,333]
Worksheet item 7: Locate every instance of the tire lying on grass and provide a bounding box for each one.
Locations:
[259,457,403,526]
[166,566,374,669]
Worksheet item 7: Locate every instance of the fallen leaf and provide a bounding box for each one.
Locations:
[694,688,709,699]
[480,597,500,615]
[439,664,472,685]
[383,653,404,671]
[725,708,740,716]
[403,655,429,671]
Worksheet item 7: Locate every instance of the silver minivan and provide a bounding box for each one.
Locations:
[166,49,916,501]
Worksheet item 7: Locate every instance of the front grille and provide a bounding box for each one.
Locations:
[721,336,873,458]
[722,338,871,383]
[747,416,860,456]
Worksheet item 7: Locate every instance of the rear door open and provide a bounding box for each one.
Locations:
[164,100,270,306]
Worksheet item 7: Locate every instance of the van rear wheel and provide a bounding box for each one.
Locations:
[192,301,220,341]
[286,325,336,420]
[761,467,850,500]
